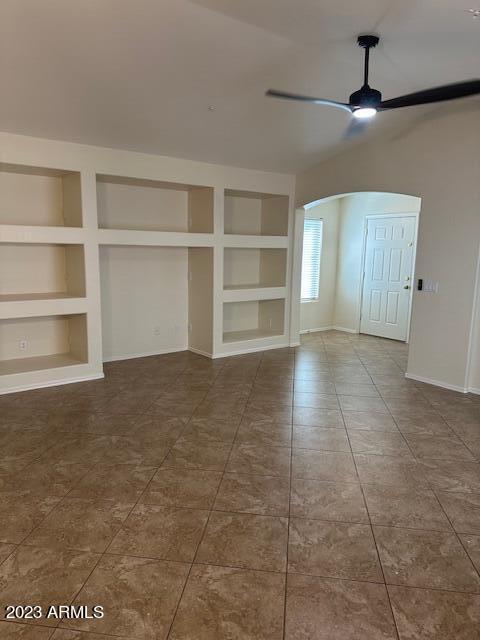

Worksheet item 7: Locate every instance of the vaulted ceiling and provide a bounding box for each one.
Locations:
[1,0,478,172]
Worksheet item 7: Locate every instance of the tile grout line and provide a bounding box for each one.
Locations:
[357,341,480,589]
[351,334,480,617]
[164,352,264,639]
[428,488,480,586]
[15,355,220,635]
[2,337,480,636]
[343,334,403,640]
[282,346,296,640]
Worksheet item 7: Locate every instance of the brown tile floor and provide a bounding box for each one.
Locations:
[1,330,480,639]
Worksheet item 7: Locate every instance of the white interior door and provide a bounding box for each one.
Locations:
[360,216,416,341]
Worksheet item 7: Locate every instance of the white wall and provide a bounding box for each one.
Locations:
[99,246,188,361]
[334,192,421,331]
[296,107,480,392]
[0,316,70,361]
[0,245,66,296]
[224,196,262,235]
[300,198,340,332]
[468,248,480,393]
[223,301,259,333]
[97,180,189,232]
[0,171,64,226]
[224,249,261,287]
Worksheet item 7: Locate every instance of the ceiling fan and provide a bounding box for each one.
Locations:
[266,35,480,136]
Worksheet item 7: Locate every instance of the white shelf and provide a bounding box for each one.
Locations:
[223,246,287,293]
[223,234,288,249]
[98,229,214,247]
[0,353,85,376]
[223,286,287,303]
[0,293,73,301]
[0,296,88,320]
[222,298,285,349]
[0,225,86,244]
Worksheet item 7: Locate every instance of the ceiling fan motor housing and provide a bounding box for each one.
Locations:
[349,86,382,108]
[357,34,380,49]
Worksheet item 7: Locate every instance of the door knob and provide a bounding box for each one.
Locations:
[404,285,410,289]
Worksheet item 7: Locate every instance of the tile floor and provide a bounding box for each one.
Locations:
[0,330,480,639]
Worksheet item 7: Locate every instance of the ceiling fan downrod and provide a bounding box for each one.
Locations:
[349,35,382,115]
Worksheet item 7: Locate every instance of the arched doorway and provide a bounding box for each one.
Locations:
[291,191,421,344]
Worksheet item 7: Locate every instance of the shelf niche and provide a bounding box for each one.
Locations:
[0,314,88,376]
[223,299,285,343]
[0,244,86,302]
[224,190,288,236]
[224,248,287,290]
[0,164,82,227]
[96,175,213,233]
[99,245,213,361]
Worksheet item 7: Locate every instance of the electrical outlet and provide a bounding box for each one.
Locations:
[19,339,28,351]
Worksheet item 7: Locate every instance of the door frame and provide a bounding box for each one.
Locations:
[357,212,420,343]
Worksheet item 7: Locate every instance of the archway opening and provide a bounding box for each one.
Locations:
[296,191,422,346]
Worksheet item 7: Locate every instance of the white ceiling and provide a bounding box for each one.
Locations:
[1,0,479,172]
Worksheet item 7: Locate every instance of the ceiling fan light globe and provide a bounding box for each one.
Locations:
[353,107,377,119]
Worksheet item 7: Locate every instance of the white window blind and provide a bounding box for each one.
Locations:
[301,218,323,301]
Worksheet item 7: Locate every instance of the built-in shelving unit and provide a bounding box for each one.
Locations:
[0,314,88,376]
[224,190,289,236]
[0,243,86,301]
[0,161,97,393]
[222,299,285,344]
[223,248,287,303]
[224,248,287,290]
[218,188,291,354]
[0,133,294,393]
[97,175,213,233]
[0,164,82,227]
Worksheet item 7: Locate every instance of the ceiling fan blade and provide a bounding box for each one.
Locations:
[379,79,480,110]
[343,118,371,140]
[266,89,352,113]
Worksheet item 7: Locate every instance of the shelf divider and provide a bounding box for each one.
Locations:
[98,229,215,247]
[0,297,88,320]
[223,234,288,249]
[222,286,286,303]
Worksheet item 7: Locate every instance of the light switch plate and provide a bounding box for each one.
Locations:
[423,280,439,293]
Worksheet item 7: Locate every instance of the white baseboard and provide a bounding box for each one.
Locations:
[300,326,334,335]
[468,386,480,395]
[218,341,290,358]
[405,372,468,394]
[289,341,301,347]
[103,346,188,363]
[0,372,105,395]
[333,325,359,334]
[299,326,359,336]
[188,347,213,359]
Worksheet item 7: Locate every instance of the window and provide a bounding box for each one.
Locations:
[301,217,323,301]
